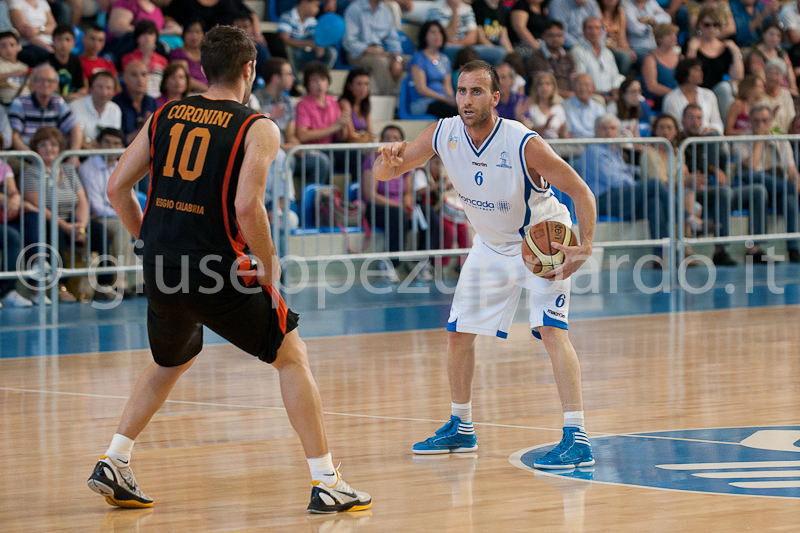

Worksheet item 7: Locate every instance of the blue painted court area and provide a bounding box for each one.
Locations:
[511,426,800,499]
[0,264,798,359]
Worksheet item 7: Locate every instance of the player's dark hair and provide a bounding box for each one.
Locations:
[674,58,702,86]
[200,25,257,87]
[0,31,20,43]
[53,24,75,40]
[418,20,447,51]
[98,128,124,143]
[134,20,159,41]
[89,70,116,87]
[262,57,289,84]
[303,61,330,91]
[458,60,500,93]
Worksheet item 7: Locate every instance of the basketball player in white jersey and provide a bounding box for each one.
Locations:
[372,61,598,468]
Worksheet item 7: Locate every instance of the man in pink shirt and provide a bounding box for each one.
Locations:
[295,61,349,145]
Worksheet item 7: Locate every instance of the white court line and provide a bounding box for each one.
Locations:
[0,385,775,447]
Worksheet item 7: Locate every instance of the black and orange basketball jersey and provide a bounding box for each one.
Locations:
[140,95,267,275]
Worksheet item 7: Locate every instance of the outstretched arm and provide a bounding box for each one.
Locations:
[525,135,596,280]
[107,116,153,239]
[372,123,437,182]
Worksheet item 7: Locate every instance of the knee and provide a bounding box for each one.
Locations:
[448,330,475,351]
[538,326,568,348]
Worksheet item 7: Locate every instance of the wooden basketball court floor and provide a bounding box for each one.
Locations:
[2,307,800,532]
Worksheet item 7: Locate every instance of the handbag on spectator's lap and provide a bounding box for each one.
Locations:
[315,185,372,254]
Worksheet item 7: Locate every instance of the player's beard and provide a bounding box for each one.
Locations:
[459,103,493,128]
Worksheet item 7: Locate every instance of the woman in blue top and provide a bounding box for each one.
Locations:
[641,23,679,112]
[408,20,458,118]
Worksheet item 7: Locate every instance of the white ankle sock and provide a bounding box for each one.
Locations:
[564,411,585,431]
[105,433,135,465]
[308,453,336,483]
[452,401,472,424]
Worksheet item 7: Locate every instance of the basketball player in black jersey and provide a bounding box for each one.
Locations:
[86,26,371,514]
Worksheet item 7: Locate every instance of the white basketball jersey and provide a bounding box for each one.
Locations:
[432,116,571,255]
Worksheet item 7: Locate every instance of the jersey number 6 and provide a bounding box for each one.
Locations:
[475,171,483,186]
[163,124,211,182]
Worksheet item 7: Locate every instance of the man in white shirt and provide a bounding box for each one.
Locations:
[79,128,137,294]
[570,17,624,100]
[562,73,605,138]
[69,70,121,148]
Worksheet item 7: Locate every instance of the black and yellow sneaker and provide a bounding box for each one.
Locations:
[307,469,372,514]
[87,456,153,508]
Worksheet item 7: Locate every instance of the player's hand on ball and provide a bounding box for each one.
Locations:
[379,141,407,167]
[541,242,591,281]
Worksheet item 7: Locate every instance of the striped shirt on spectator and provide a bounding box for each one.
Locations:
[278,7,317,41]
[8,93,77,147]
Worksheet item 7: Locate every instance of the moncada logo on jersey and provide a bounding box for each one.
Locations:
[457,194,512,213]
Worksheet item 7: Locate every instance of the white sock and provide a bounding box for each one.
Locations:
[452,401,472,424]
[308,453,336,484]
[105,433,135,465]
[564,411,585,432]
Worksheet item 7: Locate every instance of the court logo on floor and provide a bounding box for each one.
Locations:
[509,426,800,499]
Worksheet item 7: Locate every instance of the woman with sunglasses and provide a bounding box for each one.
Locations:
[685,6,744,120]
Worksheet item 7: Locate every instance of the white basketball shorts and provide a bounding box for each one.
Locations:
[447,236,570,339]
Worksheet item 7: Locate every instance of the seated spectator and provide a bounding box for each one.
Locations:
[471,0,514,59]
[508,0,548,58]
[599,0,636,76]
[156,63,189,107]
[409,21,458,118]
[451,46,480,94]
[0,31,31,107]
[426,0,506,66]
[163,0,261,34]
[264,147,299,235]
[663,58,724,135]
[113,60,156,145]
[78,127,139,294]
[779,0,800,73]
[548,0,600,50]
[121,20,168,100]
[79,24,119,86]
[607,78,649,138]
[47,25,86,103]
[279,0,336,76]
[641,23,679,112]
[725,75,764,136]
[0,129,40,269]
[494,62,525,120]
[685,6,745,119]
[23,126,108,301]
[577,114,669,256]
[571,17,624,101]
[343,0,406,96]
[8,0,56,66]
[231,11,273,79]
[562,72,605,138]
[70,71,122,148]
[0,223,33,306]
[730,0,777,48]
[254,57,331,185]
[523,71,568,138]
[9,64,81,151]
[503,52,527,94]
[731,105,800,263]
[761,58,796,134]
[0,107,11,149]
[753,23,798,97]
[686,0,736,40]
[107,0,177,40]
[622,0,671,63]
[296,62,349,173]
[528,20,575,99]
[339,68,376,142]
[168,19,207,93]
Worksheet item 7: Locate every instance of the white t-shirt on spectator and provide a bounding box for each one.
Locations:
[779,3,800,33]
[7,0,53,46]
[69,95,122,143]
[526,103,566,139]
[662,87,724,134]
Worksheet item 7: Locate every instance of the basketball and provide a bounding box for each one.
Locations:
[522,221,578,276]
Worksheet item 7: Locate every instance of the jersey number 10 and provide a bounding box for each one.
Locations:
[163,124,211,181]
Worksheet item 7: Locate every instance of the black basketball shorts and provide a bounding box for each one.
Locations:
[144,266,299,367]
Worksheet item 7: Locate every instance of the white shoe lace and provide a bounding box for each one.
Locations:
[331,464,356,496]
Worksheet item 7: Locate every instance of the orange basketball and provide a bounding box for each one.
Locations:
[522,221,578,276]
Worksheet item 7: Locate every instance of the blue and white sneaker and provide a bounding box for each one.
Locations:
[533,427,595,469]
[413,415,478,455]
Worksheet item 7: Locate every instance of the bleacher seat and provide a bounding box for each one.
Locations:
[329,69,349,95]
[397,31,415,56]
[374,119,436,140]
[398,77,437,120]
[371,95,398,122]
